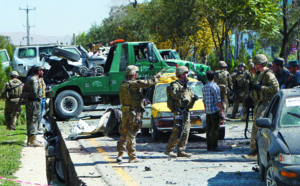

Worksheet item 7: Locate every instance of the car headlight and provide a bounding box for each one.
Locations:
[156,112,173,118]
[278,153,300,164]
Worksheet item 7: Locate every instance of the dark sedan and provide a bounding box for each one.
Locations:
[257,88,300,185]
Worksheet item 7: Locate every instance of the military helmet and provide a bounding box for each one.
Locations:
[125,65,139,76]
[253,54,268,66]
[233,67,238,72]
[176,66,189,78]
[248,63,255,70]
[10,71,19,78]
[219,61,227,68]
[239,63,246,68]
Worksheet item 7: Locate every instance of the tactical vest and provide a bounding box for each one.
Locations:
[7,79,23,99]
[119,80,144,109]
[215,70,228,94]
[256,69,277,102]
[236,72,245,88]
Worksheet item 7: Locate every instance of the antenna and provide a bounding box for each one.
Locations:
[19,6,36,45]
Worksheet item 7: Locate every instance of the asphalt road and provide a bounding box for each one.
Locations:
[63,106,264,186]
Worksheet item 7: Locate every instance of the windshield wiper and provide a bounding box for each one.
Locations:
[287,112,300,119]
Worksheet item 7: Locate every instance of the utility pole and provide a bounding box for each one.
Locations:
[19,6,36,45]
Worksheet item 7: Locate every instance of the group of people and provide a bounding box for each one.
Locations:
[2,66,46,147]
[117,53,300,163]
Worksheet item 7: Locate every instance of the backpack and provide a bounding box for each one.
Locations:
[166,82,176,112]
[215,70,228,94]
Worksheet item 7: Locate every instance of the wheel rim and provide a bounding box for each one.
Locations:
[266,166,277,186]
[61,96,78,113]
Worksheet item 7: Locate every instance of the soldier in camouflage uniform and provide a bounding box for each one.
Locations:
[165,66,198,157]
[117,65,160,163]
[231,63,247,119]
[243,54,279,160]
[25,66,44,147]
[1,71,24,130]
[214,61,232,116]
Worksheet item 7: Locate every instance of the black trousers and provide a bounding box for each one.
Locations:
[206,111,221,149]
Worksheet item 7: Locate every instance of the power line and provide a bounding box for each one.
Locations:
[19,6,36,45]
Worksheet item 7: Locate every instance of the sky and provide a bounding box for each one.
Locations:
[0,0,143,37]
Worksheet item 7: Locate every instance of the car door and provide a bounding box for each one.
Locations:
[142,86,154,128]
[259,95,280,165]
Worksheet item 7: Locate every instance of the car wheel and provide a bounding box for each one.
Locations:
[218,127,225,140]
[54,90,83,119]
[258,150,265,181]
[52,47,80,62]
[151,117,162,141]
[265,161,277,186]
[141,128,150,136]
[83,104,98,111]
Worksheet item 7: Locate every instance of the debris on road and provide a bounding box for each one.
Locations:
[145,166,151,171]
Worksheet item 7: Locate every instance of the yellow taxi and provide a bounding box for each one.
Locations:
[141,73,226,141]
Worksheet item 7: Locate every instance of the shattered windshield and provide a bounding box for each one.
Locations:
[153,81,203,103]
[280,97,300,127]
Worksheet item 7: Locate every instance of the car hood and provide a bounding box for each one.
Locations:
[278,128,300,154]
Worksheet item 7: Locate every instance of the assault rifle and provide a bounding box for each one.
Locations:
[176,98,189,139]
[244,82,254,139]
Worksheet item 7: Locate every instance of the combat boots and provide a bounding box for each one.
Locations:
[28,135,44,147]
[116,152,123,162]
[242,152,257,160]
[128,158,141,163]
[164,151,177,158]
[177,151,192,157]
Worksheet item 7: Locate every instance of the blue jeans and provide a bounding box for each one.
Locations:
[39,98,46,128]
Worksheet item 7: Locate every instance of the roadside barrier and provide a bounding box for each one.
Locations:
[0,176,51,186]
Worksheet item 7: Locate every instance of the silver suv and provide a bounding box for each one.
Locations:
[12,45,106,80]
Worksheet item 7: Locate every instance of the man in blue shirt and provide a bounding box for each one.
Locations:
[272,58,290,89]
[286,60,300,88]
[202,71,225,151]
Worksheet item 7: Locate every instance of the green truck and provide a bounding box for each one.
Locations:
[46,40,210,119]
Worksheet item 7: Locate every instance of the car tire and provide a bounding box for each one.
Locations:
[52,47,80,62]
[83,104,98,111]
[265,161,276,186]
[54,90,83,119]
[151,117,162,141]
[218,127,225,140]
[141,128,150,136]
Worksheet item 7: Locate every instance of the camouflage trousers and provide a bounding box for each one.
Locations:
[221,93,228,116]
[117,110,142,160]
[232,91,247,118]
[5,99,21,130]
[250,102,269,153]
[206,111,221,149]
[166,113,191,153]
[26,100,40,135]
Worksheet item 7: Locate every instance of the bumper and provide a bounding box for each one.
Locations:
[273,161,300,185]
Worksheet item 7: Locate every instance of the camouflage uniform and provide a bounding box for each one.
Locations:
[231,63,247,119]
[117,65,159,162]
[1,71,24,130]
[214,61,232,115]
[165,66,196,157]
[25,66,43,147]
[249,54,279,155]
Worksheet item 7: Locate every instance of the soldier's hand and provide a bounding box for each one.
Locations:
[193,94,199,101]
[252,84,262,91]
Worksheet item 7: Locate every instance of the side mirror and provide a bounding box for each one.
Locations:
[149,63,154,71]
[147,43,153,62]
[256,118,272,128]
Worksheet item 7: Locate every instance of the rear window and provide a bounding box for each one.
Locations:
[280,97,300,127]
[64,48,80,55]
[153,81,203,103]
[0,51,8,62]
[18,48,36,58]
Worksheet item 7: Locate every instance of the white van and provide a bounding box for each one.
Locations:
[0,49,10,69]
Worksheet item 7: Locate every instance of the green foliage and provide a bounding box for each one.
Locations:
[207,52,219,72]
[0,125,26,186]
[0,35,15,60]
